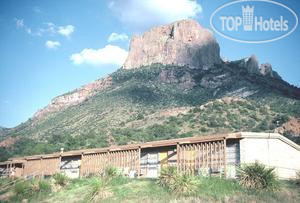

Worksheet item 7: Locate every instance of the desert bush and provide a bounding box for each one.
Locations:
[31,179,51,193]
[158,166,199,196]
[13,179,52,200]
[170,174,199,196]
[37,179,52,192]
[53,173,69,187]
[89,178,112,201]
[238,162,279,191]
[103,166,119,178]
[13,181,33,199]
[157,166,178,187]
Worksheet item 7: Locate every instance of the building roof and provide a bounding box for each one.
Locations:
[4,132,299,163]
[238,132,300,151]
[8,133,235,161]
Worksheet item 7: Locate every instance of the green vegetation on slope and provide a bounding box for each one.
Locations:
[1,64,300,159]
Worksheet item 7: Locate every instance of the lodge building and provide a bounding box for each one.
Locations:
[1,132,300,179]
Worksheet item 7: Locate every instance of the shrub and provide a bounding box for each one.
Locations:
[170,174,199,196]
[158,166,199,196]
[37,179,52,193]
[89,176,114,201]
[14,181,34,199]
[53,173,69,187]
[238,162,279,191]
[13,179,52,200]
[157,166,178,187]
[89,178,111,201]
[104,166,119,178]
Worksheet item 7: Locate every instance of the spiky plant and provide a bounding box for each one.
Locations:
[238,162,279,191]
[157,166,199,196]
[157,166,178,187]
[89,177,113,201]
[52,173,69,187]
[170,174,199,196]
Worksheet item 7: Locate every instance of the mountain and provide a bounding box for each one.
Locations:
[123,19,221,69]
[0,127,9,137]
[1,19,300,160]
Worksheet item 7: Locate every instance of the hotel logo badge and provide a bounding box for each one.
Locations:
[242,5,254,31]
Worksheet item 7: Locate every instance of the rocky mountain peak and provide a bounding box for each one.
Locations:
[123,19,221,69]
[236,55,281,79]
[259,63,281,79]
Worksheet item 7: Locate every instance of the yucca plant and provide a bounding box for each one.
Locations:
[238,162,279,191]
[104,166,118,178]
[170,174,199,196]
[52,173,69,187]
[89,177,113,201]
[158,166,199,196]
[157,166,178,187]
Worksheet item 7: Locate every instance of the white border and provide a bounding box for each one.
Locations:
[210,0,298,43]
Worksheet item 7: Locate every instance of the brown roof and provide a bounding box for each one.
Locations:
[0,159,25,165]
[8,132,241,161]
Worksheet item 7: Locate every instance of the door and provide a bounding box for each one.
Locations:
[147,153,158,178]
[159,152,168,169]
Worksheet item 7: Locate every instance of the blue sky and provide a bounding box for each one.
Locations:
[0,0,299,128]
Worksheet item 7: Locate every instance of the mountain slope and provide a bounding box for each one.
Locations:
[1,61,300,159]
[0,127,9,137]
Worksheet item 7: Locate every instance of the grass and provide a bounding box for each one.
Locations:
[1,175,299,203]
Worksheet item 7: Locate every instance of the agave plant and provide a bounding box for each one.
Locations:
[52,173,69,187]
[157,166,178,187]
[238,162,279,191]
[170,174,199,196]
[158,166,199,196]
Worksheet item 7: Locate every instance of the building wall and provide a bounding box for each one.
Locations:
[226,139,240,178]
[80,149,140,177]
[240,137,300,179]
[23,159,41,177]
[60,156,81,179]
[23,157,60,177]
[178,140,226,176]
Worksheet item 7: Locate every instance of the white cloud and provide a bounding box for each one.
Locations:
[108,0,202,31]
[70,45,128,66]
[45,40,61,49]
[15,18,24,28]
[14,19,75,38]
[107,33,129,42]
[58,25,75,37]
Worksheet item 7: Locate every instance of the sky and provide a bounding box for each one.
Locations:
[0,0,299,128]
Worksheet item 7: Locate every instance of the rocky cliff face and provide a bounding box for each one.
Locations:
[235,55,281,79]
[123,19,221,69]
[33,77,112,120]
